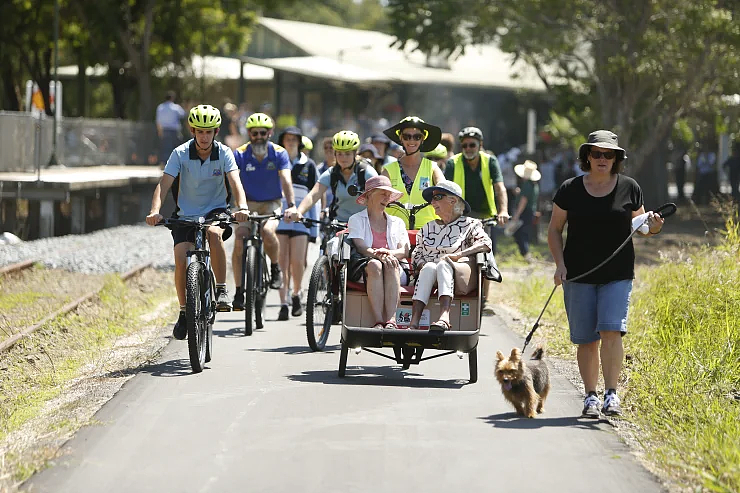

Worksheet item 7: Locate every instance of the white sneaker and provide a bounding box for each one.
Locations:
[582,394,601,418]
[602,392,622,416]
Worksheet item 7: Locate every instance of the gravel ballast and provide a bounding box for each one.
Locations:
[0,225,176,273]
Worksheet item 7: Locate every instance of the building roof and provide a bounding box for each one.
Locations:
[57,56,274,81]
[251,17,546,91]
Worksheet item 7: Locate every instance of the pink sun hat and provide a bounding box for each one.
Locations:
[356,175,404,206]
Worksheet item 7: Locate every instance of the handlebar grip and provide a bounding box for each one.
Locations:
[655,203,677,219]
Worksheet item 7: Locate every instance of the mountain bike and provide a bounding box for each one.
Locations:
[300,217,348,351]
[160,214,235,373]
[240,212,283,336]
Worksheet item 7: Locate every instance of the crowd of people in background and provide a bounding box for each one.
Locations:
[156,91,740,270]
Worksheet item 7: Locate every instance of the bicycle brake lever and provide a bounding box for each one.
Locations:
[655,203,677,219]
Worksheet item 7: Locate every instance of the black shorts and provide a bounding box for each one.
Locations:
[171,208,232,246]
[276,230,309,238]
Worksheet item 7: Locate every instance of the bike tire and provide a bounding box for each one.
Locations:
[205,270,215,363]
[255,254,269,330]
[306,256,331,351]
[338,339,349,378]
[186,262,207,373]
[468,347,478,384]
[244,245,258,336]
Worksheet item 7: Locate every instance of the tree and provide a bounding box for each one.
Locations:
[266,0,389,33]
[0,0,62,115]
[387,0,740,203]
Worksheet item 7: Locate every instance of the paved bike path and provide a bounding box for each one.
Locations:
[26,258,663,493]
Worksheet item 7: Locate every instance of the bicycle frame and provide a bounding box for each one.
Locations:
[190,226,215,320]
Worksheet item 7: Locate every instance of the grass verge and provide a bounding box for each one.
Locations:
[0,269,177,488]
[507,213,740,492]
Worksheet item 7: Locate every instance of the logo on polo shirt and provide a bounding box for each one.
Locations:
[419,177,430,189]
[212,168,222,176]
[244,163,256,172]
[266,161,276,170]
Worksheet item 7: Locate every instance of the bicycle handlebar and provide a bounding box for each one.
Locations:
[297,217,347,228]
[157,215,239,228]
[242,212,284,222]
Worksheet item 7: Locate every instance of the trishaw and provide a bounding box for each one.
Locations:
[336,210,495,383]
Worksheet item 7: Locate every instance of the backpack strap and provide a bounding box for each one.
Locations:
[355,158,368,191]
[328,165,341,220]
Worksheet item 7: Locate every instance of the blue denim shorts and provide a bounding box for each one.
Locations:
[562,279,633,344]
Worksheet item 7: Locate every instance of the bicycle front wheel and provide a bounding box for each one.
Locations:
[244,245,258,336]
[255,252,269,330]
[186,262,207,373]
[306,256,332,351]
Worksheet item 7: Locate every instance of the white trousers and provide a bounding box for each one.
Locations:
[412,261,454,304]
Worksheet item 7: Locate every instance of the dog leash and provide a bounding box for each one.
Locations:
[521,203,677,354]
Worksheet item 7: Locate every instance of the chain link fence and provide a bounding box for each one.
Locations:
[0,111,159,172]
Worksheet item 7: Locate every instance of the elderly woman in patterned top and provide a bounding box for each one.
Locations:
[408,180,492,331]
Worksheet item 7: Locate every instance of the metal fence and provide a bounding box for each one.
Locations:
[0,111,159,172]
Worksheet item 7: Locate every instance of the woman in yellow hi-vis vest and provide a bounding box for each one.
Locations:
[381,116,445,229]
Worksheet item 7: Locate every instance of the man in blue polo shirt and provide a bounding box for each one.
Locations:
[146,104,250,340]
[232,112,297,310]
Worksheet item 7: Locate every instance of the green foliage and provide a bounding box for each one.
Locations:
[266,0,389,33]
[386,0,740,173]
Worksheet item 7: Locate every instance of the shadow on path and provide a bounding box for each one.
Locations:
[478,412,608,430]
[244,344,340,355]
[137,358,199,378]
[288,367,468,389]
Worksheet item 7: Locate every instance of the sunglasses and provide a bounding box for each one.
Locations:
[589,149,616,159]
[431,193,448,202]
[462,143,478,149]
[401,133,423,141]
[250,130,268,137]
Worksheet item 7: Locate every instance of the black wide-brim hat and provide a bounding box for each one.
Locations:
[578,130,627,162]
[383,116,442,153]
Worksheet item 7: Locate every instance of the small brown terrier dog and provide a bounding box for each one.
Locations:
[495,347,550,418]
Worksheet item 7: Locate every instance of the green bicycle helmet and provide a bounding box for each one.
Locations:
[332,131,361,151]
[245,112,274,129]
[425,143,448,160]
[188,104,222,129]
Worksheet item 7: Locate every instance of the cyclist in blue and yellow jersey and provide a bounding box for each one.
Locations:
[381,116,445,229]
[231,112,298,311]
[145,104,250,340]
[285,130,377,225]
[444,126,509,315]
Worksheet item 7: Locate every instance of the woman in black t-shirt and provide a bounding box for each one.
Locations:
[548,130,665,419]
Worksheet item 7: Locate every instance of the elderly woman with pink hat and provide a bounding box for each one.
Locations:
[347,176,411,329]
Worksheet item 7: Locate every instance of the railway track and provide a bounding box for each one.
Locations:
[0,259,37,277]
[0,262,153,353]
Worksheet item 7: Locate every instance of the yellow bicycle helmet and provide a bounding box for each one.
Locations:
[245,112,274,129]
[332,131,361,151]
[188,105,222,129]
[301,135,314,151]
[425,143,448,160]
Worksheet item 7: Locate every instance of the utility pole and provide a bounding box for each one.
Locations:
[46,0,61,168]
